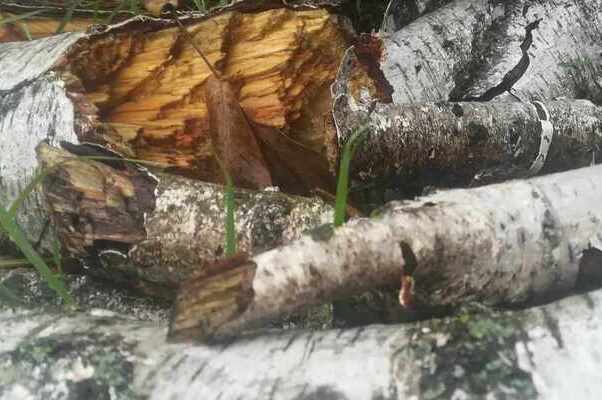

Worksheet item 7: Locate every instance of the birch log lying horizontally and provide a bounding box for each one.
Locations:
[330,0,602,184]
[3,267,602,399]
[369,0,602,105]
[170,164,602,340]
[332,92,602,186]
[36,144,333,298]
[0,0,346,193]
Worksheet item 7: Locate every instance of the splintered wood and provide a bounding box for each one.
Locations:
[56,9,348,182]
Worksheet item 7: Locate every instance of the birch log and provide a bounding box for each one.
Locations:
[170,164,602,340]
[331,90,602,186]
[3,267,602,399]
[36,144,333,298]
[0,0,347,191]
[0,0,345,251]
[362,0,602,105]
[331,0,602,184]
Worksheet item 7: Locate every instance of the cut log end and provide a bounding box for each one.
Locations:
[168,253,257,342]
[24,7,350,192]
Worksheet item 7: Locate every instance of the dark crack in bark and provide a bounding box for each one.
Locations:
[458,18,543,102]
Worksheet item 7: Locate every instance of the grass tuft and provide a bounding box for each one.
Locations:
[224,173,236,256]
[334,125,369,227]
[0,204,74,306]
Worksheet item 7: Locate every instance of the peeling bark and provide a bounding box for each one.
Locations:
[170,164,602,340]
[36,144,333,298]
[3,268,602,399]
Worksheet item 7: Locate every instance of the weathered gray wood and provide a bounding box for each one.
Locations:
[171,164,602,339]
[3,267,602,399]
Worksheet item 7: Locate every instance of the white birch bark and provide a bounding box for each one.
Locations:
[171,164,602,339]
[3,268,602,399]
[372,0,602,104]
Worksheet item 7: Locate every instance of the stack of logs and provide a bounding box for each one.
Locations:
[1,0,601,343]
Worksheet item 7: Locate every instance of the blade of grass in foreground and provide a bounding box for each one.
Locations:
[0,9,47,27]
[0,205,74,306]
[8,167,51,217]
[224,173,236,256]
[0,257,42,269]
[55,0,81,34]
[334,125,369,227]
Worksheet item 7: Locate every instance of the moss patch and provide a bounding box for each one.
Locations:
[1,333,140,400]
[404,304,537,399]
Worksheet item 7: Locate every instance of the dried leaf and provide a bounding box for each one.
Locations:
[204,76,273,189]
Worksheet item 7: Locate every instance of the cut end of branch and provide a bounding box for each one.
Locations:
[168,252,257,342]
[35,143,157,257]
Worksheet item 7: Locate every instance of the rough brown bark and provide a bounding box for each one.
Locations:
[170,164,602,340]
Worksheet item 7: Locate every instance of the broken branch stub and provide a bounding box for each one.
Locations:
[36,144,333,298]
[170,164,602,340]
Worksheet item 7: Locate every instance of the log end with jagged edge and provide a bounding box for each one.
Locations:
[1,0,355,194]
[168,253,257,342]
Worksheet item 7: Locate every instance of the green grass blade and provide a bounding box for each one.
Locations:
[56,0,81,34]
[19,22,33,40]
[92,0,102,23]
[8,167,51,217]
[51,236,63,275]
[212,155,237,257]
[0,9,47,27]
[334,125,369,227]
[0,257,35,269]
[0,205,74,306]
[224,173,236,256]
[192,0,206,11]
[127,0,142,14]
